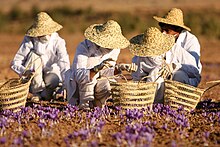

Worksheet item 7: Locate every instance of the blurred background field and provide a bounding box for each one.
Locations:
[0,0,220,89]
[1,0,220,39]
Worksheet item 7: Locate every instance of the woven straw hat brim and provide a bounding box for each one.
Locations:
[84,24,130,49]
[26,21,63,37]
[153,16,191,31]
[129,33,175,57]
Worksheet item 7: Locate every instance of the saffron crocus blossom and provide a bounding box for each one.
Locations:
[0,137,6,144]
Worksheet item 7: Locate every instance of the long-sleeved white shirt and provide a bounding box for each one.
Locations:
[11,32,70,81]
[132,43,200,86]
[132,30,202,86]
[72,39,120,70]
[65,39,120,102]
[176,30,202,73]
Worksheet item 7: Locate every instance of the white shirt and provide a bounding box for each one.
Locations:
[132,43,200,86]
[11,32,70,81]
[72,39,120,70]
[65,39,120,101]
[176,30,202,73]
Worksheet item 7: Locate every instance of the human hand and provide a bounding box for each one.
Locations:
[93,58,115,72]
[159,63,182,79]
[54,86,67,101]
[149,55,164,65]
[117,63,138,73]
[159,63,173,79]
[171,62,182,72]
[21,70,34,82]
[23,70,34,78]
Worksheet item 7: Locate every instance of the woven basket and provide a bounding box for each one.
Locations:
[110,76,158,109]
[164,79,220,111]
[0,78,31,111]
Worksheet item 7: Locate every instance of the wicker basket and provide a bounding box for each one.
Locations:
[110,77,158,109]
[164,79,220,111]
[0,78,31,111]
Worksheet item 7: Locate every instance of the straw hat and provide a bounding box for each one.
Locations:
[129,27,175,57]
[84,20,130,49]
[153,8,191,31]
[26,12,63,37]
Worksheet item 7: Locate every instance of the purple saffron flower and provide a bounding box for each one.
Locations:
[0,137,6,144]
[78,129,89,140]
[67,134,73,139]
[177,106,184,112]
[90,117,96,124]
[38,122,45,129]
[112,132,122,144]
[204,131,210,139]
[96,121,105,132]
[115,106,122,111]
[90,140,98,147]
[154,108,159,113]
[49,113,57,120]
[162,124,168,130]
[171,140,177,147]
[145,132,153,143]
[73,131,79,138]
[63,137,70,146]
[22,130,30,138]
[152,121,157,126]
[0,117,7,128]
[13,137,23,145]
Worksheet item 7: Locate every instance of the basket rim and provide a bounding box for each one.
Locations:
[165,79,203,90]
[164,79,203,111]
[0,78,30,91]
[0,78,31,112]
[110,80,158,85]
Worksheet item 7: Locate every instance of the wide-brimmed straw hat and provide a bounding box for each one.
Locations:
[129,27,175,57]
[26,12,63,37]
[84,20,130,49]
[153,8,191,31]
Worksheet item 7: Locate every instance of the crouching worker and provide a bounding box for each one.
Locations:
[153,8,202,87]
[129,27,199,103]
[65,20,137,110]
[11,12,70,101]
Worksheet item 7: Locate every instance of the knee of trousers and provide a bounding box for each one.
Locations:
[172,70,189,84]
[78,81,97,102]
[44,73,60,89]
[94,79,111,100]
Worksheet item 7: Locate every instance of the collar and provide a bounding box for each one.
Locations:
[85,39,93,48]
[176,30,187,46]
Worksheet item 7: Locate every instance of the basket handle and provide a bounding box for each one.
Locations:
[18,58,39,85]
[97,74,128,83]
[21,56,41,76]
[203,80,220,93]
[117,74,128,82]
[159,60,173,80]
[0,55,42,90]
[100,68,166,84]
